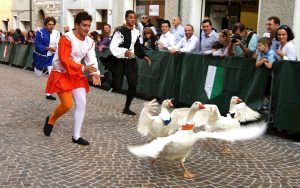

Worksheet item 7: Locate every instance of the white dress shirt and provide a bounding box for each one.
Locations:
[158,31,176,51]
[175,35,199,53]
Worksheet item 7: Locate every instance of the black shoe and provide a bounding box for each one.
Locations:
[44,116,53,137]
[46,95,56,100]
[72,137,90,145]
[122,109,136,115]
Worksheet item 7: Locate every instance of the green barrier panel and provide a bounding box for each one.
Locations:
[0,43,14,63]
[10,44,30,67]
[95,48,110,74]
[0,43,4,62]
[95,50,270,115]
[272,61,300,133]
[136,51,180,99]
[26,44,34,68]
[179,55,268,114]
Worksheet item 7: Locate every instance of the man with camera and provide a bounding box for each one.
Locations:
[228,22,257,57]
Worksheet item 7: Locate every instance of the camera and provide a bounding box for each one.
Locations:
[230,34,242,43]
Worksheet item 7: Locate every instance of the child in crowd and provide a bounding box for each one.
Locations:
[211,41,224,56]
[255,37,278,111]
[202,41,224,56]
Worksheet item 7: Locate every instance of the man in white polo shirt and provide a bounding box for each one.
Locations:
[157,20,176,51]
[169,24,199,54]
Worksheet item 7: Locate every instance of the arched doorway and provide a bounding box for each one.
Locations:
[37,9,45,28]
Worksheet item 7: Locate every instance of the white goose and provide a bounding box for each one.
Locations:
[201,104,241,154]
[130,101,206,179]
[137,99,178,139]
[129,102,267,179]
[228,96,260,123]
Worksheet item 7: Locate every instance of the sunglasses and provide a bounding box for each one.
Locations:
[142,17,148,19]
[280,25,289,29]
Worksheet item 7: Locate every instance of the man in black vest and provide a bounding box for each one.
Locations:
[110,10,151,115]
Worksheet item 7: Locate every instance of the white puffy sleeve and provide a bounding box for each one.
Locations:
[84,41,100,75]
[109,31,128,58]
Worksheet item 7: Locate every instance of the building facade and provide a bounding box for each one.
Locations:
[61,0,113,33]
[11,0,31,31]
[0,0,12,31]
[32,0,61,31]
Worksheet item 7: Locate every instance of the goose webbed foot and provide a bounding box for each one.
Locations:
[150,158,157,165]
[183,170,194,179]
[180,160,194,179]
[222,141,231,155]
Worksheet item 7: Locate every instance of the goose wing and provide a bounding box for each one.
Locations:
[128,131,185,158]
[233,102,261,122]
[194,121,267,142]
[137,99,160,136]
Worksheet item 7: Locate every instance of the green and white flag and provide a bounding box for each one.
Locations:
[204,65,224,99]
[4,45,8,58]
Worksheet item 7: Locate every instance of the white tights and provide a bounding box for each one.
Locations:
[72,88,86,140]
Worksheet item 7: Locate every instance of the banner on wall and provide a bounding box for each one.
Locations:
[136,5,146,15]
[149,5,159,16]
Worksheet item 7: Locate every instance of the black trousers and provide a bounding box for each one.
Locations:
[111,58,138,109]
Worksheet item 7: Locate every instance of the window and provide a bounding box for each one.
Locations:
[136,0,165,31]
[96,9,108,33]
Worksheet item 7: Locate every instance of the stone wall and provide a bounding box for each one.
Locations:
[257,0,295,36]
[165,0,179,21]
[32,0,62,30]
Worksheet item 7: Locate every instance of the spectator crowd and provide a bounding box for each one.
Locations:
[0,15,297,111]
[0,12,297,117]
[0,15,296,62]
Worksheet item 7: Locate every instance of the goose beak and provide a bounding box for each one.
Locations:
[199,103,205,109]
[236,98,242,103]
[168,100,174,107]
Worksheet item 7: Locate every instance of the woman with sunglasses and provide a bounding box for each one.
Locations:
[137,14,157,44]
[218,29,232,56]
[143,27,158,50]
[275,25,297,60]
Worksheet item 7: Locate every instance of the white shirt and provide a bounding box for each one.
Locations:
[109,28,140,59]
[278,41,297,60]
[52,31,100,75]
[0,33,5,42]
[175,35,199,53]
[158,31,176,51]
[47,29,60,56]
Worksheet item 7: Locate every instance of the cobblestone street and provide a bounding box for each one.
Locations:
[0,64,300,188]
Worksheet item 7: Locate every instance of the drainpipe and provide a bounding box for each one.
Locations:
[30,0,32,30]
[178,0,181,17]
[200,0,204,19]
[133,0,135,10]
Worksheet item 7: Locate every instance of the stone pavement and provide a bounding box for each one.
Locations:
[0,63,300,188]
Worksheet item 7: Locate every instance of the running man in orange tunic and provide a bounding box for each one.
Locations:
[44,11,101,145]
